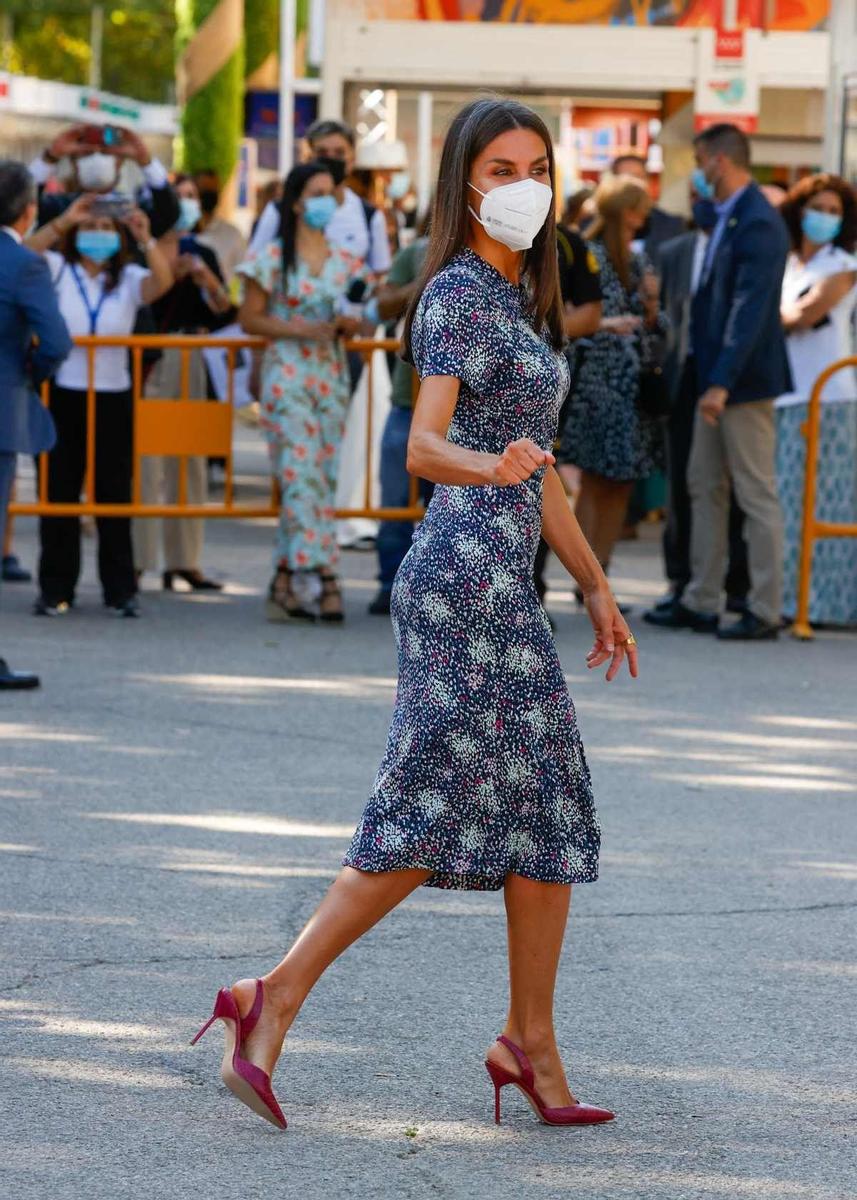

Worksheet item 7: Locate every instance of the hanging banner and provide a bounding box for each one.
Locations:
[694,26,760,134]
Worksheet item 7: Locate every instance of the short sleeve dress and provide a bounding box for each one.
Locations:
[559,239,665,481]
[343,247,600,891]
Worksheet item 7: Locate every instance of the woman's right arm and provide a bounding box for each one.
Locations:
[406,375,554,486]
[25,194,93,254]
[238,277,335,342]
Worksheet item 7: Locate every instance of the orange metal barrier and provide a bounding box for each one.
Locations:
[10,334,423,522]
[792,355,857,641]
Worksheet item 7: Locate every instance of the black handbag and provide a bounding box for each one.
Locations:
[637,363,672,418]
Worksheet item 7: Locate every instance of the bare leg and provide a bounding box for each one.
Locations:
[485,874,577,1108]
[577,473,634,571]
[232,865,430,1077]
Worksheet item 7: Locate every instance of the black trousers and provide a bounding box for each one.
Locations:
[38,385,136,607]
[663,357,749,602]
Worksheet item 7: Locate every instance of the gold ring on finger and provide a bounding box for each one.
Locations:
[625,633,637,646]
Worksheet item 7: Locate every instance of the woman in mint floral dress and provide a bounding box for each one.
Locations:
[239,162,367,622]
[197,100,638,1135]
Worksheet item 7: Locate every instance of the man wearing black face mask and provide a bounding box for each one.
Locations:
[193,170,247,284]
[644,188,749,620]
[247,119,392,278]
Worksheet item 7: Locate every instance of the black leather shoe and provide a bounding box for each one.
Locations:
[653,591,681,614]
[0,657,39,689]
[368,589,392,616]
[2,555,31,583]
[726,594,749,615]
[716,611,779,641]
[643,600,718,633]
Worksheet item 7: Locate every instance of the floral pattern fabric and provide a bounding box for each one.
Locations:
[343,248,600,891]
[237,242,362,570]
[560,239,665,481]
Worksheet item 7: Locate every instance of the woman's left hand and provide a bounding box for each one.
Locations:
[124,207,151,245]
[584,586,639,682]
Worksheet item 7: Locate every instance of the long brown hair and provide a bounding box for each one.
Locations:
[587,174,651,291]
[402,96,564,360]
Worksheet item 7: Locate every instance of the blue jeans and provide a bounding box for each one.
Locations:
[376,407,428,591]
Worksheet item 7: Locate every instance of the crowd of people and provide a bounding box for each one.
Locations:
[1,112,856,687]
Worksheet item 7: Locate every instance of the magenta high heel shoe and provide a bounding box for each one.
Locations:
[485,1035,614,1126]
[191,979,287,1130]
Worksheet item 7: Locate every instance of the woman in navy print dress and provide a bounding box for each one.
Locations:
[192,99,638,1133]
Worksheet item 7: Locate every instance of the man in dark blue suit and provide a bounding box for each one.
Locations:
[0,160,72,688]
[648,124,790,641]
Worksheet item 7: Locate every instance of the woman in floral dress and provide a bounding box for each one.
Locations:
[559,175,666,590]
[239,162,368,622]
[194,99,637,1132]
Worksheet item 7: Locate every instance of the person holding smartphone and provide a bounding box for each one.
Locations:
[133,175,234,593]
[26,195,172,617]
[29,123,180,240]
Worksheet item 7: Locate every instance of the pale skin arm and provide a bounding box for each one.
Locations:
[781,271,856,331]
[407,375,638,681]
[563,300,601,340]
[238,276,336,342]
[25,193,95,253]
[123,209,172,305]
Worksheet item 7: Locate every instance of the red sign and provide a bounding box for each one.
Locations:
[694,113,758,134]
[715,28,745,59]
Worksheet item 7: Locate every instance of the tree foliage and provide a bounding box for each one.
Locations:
[176,0,244,184]
[6,4,177,104]
[245,0,278,80]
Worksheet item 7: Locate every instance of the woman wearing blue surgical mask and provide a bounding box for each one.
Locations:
[776,174,857,626]
[25,195,172,617]
[237,161,371,623]
[134,174,234,593]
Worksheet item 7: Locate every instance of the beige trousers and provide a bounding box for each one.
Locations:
[133,350,209,574]
[684,399,783,627]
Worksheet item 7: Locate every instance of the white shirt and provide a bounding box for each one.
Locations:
[1,225,22,245]
[248,187,392,272]
[776,244,857,408]
[46,251,149,392]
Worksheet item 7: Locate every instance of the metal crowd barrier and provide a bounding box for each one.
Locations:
[791,355,857,641]
[9,334,423,522]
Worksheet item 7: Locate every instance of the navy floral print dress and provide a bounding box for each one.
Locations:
[343,248,600,891]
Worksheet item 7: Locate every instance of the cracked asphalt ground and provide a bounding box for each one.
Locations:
[2,434,856,1199]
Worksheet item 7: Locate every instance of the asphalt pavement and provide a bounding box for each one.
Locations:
[2,443,856,1200]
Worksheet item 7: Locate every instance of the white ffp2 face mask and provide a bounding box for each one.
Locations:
[76,152,119,193]
[468,177,553,252]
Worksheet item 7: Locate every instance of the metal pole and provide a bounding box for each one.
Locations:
[89,4,104,91]
[278,0,297,177]
[416,90,433,221]
[721,0,738,29]
[308,0,325,70]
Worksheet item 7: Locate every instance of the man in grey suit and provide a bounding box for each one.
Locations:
[645,192,749,619]
[0,160,72,689]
